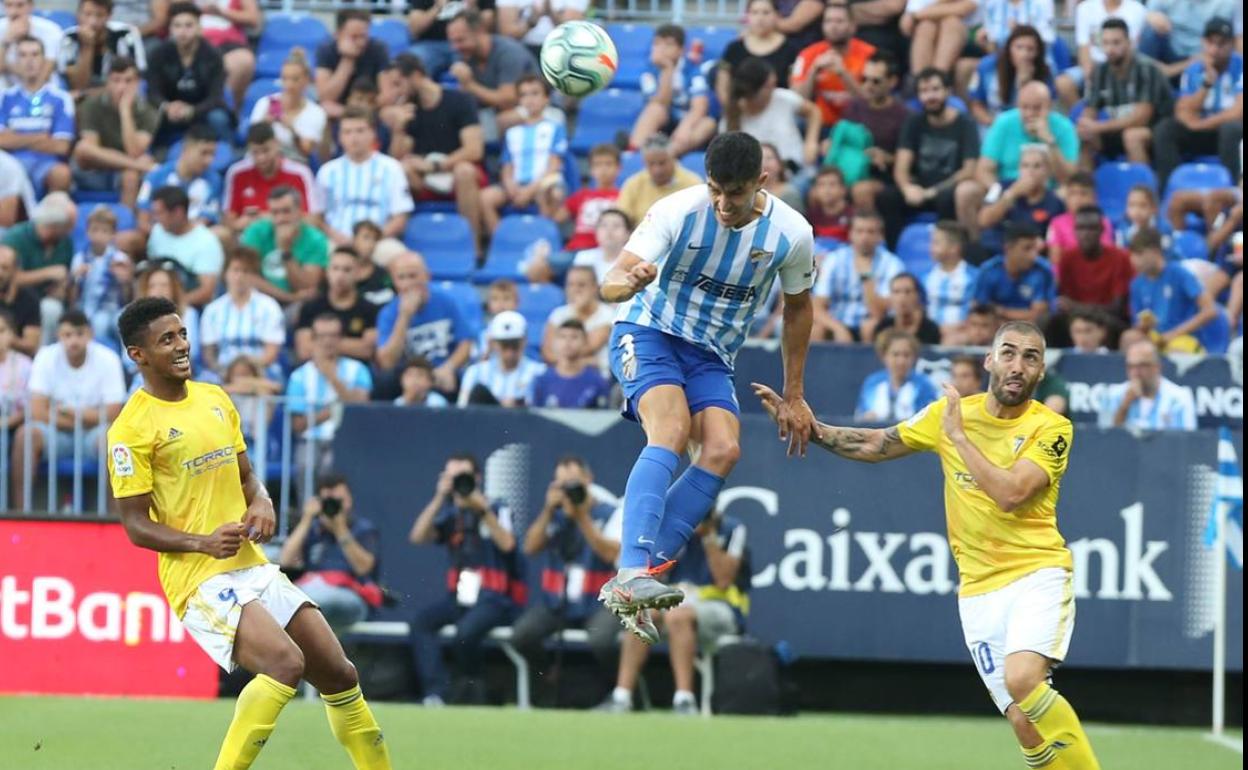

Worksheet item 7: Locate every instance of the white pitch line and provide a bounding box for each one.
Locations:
[1203,733,1244,754]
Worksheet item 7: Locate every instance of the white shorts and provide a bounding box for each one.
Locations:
[181,563,316,672]
[957,567,1075,713]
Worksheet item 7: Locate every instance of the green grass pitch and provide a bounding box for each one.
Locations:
[1,696,1242,769]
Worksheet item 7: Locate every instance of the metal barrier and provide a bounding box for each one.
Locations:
[258,0,745,24]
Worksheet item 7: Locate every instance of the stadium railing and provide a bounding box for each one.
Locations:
[255,0,746,24]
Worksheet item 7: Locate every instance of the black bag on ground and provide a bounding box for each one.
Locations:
[710,638,797,716]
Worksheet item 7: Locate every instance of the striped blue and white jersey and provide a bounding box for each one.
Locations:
[813,244,905,330]
[286,356,374,441]
[458,354,547,407]
[855,368,940,422]
[1098,377,1197,431]
[316,151,414,236]
[501,119,568,185]
[924,260,980,326]
[200,291,287,372]
[616,186,815,365]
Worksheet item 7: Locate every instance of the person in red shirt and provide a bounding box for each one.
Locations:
[790,3,876,129]
[1054,204,1134,346]
[222,123,322,234]
[561,144,621,252]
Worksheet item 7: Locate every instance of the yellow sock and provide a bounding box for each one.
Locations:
[213,674,296,770]
[322,684,392,770]
[1018,682,1101,770]
[1020,741,1066,768]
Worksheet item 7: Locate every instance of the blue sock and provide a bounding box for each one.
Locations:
[619,446,680,568]
[653,466,725,563]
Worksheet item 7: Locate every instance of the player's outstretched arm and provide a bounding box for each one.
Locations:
[777,290,817,457]
[751,382,915,463]
[117,493,246,558]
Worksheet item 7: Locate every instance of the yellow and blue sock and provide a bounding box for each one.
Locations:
[1018,682,1100,770]
[213,673,295,770]
[653,465,725,562]
[620,446,679,569]
[322,684,392,770]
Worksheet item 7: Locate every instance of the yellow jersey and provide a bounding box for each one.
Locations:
[897,393,1074,597]
[107,381,266,617]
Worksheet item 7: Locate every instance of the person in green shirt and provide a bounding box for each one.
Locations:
[3,192,76,343]
[239,186,328,305]
[69,57,159,208]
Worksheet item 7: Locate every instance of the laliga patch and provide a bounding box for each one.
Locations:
[111,444,135,477]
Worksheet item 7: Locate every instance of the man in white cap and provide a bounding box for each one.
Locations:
[457,309,545,407]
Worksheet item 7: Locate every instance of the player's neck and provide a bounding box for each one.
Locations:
[143,375,189,403]
[984,392,1029,420]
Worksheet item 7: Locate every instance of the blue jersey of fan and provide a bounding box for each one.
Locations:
[501,119,568,185]
[615,186,815,365]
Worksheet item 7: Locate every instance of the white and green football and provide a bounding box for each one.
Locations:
[540,20,619,98]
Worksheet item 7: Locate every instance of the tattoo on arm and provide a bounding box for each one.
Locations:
[814,425,906,462]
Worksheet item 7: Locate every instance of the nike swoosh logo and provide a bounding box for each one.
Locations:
[637,536,655,545]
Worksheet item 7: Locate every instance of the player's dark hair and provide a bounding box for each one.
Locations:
[335,9,369,29]
[449,452,480,475]
[705,131,762,186]
[117,297,179,348]
[1128,226,1164,253]
[246,122,277,146]
[654,23,686,46]
[1101,17,1129,36]
[915,66,950,89]
[167,2,200,21]
[316,471,350,493]
[934,220,967,253]
[150,185,189,214]
[107,56,137,76]
[992,320,1045,349]
[185,123,218,144]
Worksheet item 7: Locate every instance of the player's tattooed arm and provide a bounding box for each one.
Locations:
[811,424,914,463]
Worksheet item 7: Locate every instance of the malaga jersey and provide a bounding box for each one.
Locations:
[617,186,815,364]
[107,381,266,617]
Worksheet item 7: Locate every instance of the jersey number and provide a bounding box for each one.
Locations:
[618,334,637,381]
[974,642,995,675]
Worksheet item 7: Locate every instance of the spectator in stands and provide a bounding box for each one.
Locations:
[224,123,321,235]
[530,319,612,408]
[395,356,450,408]
[238,186,328,306]
[616,133,702,226]
[70,57,155,209]
[884,68,980,247]
[445,10,537,141]
[924,221,980,343]
[145,185,223,307]
[3,193,75,344]
[855,328,938,421]
[570,208,631,287]
[58,0,145,97]
[601,510,747,715]
[874,272,941,344]
[722,57,822,173]
[0,307,30,427]
[318,107,414,246]
[481,74,567,234]
[512,455,620,692]
[761,141,804,212]
[968,26,1054,129]
[557,143,620,255]
[280,471,383,632]
[718,0,801,104]
[0,36,73,197]
[1117,184,1163,250]
[406,0,489,78]
[900,0,976,76]
[497,0,587,53]
[1152,18,1243,191]
[251,49,327,163]
[0,245,38,355]
[1166,184,1241,251]
[1139,0,1238,77]
[972,221,1055,324]
[791,3,875,131]
[192,0,257,112]
[1056,204,1133,321]
[316,10,390,121]
[70,206,132,352]
[630,23,716,157]
[964,302,1001,345]
[376,251,473,394]
[949,353,983,396]
[0,148,33,228]
[294,247,379,364]
[976,0,1055,53]
[221,355,278,444]
[812,211,904,342]
[1099,338,1197,429]
[1125,226,1217,353]
[773,0,826,50]
[1046,172,1115,265]
[807,166,852,242]
[1073,18,1171,168]
[1069,308,1112,353]
[9,309,124,508]
[146,3,231,147]
[476,278,518,358]
[976,146,1063,255]
[134,262,201,368]
[0,0,62,89]
[408,452,521,706]
[137,124,222,231]
[200,247,284,380]
[841,51,907,215]
[542,265,611,367]
[458,310,545,407]
[353,221,395,306]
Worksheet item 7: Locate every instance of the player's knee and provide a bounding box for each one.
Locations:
[324,656,359,691]
[1004,666,1043,704]
[700,436,740,474]
[269,644,306,686]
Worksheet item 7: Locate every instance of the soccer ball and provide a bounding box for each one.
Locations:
[540,21,619,98]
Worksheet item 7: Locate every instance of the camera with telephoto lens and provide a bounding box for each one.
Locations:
[320,496,343,518]
[563,481,587,506]
[452,472,477,497]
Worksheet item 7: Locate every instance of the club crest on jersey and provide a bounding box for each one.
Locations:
[111,444,134,477]
[1012,435,1026,455]
[748,247,772,263]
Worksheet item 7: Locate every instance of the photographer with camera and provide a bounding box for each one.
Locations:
[408,452,522,706]
[278,472,383,632]
[511,456,623,702]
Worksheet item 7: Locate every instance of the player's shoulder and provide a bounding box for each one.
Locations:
[1028,398,1073,433]
[764,193,814,241]
[664,183,711,212]
[111,389,158,440]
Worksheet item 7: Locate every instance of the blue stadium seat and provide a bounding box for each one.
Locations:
[1094,162,1157,224]
[1165,162,1234,199]
[896,223,935,275]
[814,237,843,254]
[212,142,240,173]
[259,14,331,55]
[1050,37,1073,71]
[570,89,645,155]
[35,9,75,29]
[371,18,411,57]
[435,281,484,336]
[74,190,121,205]
[679,151,706,178]
[477,214,561,282]
[1171,230,1208,261]
[256,49,288,80]
[405,213,477,281]
[613,57,648,90]
[684,26,736,61]
[605,24,654,89]
[517,283,564,353]
[616,151,645,186]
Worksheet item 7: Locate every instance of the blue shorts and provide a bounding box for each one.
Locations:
[609,322,739,423]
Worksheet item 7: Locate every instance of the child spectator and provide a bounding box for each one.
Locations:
[949,354,984,396]
[200,247,285,380]
[351,221,393,306]
[855,329,938,422]
[571,208,631,287]
[630,24,716,156]
[221,355,280,448]
[761,141,803,212]
[542,266,612,372]
[977,147,1063,256]
[1047,171,1115,267]
[0,308,32,429]
[923,220,980,344]
[807,166,852,242]
[481,74,567,235]
[394,357,449,408]
[1069,309,1111,353]
[529,319,611,408]
[70,205,133,352]
[973,221,1056,325]
[559,144,621,253]
[458,310,546,407]
[1126,227,1218,353]
[478,278,520,359]
[1118,184,1163,249]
